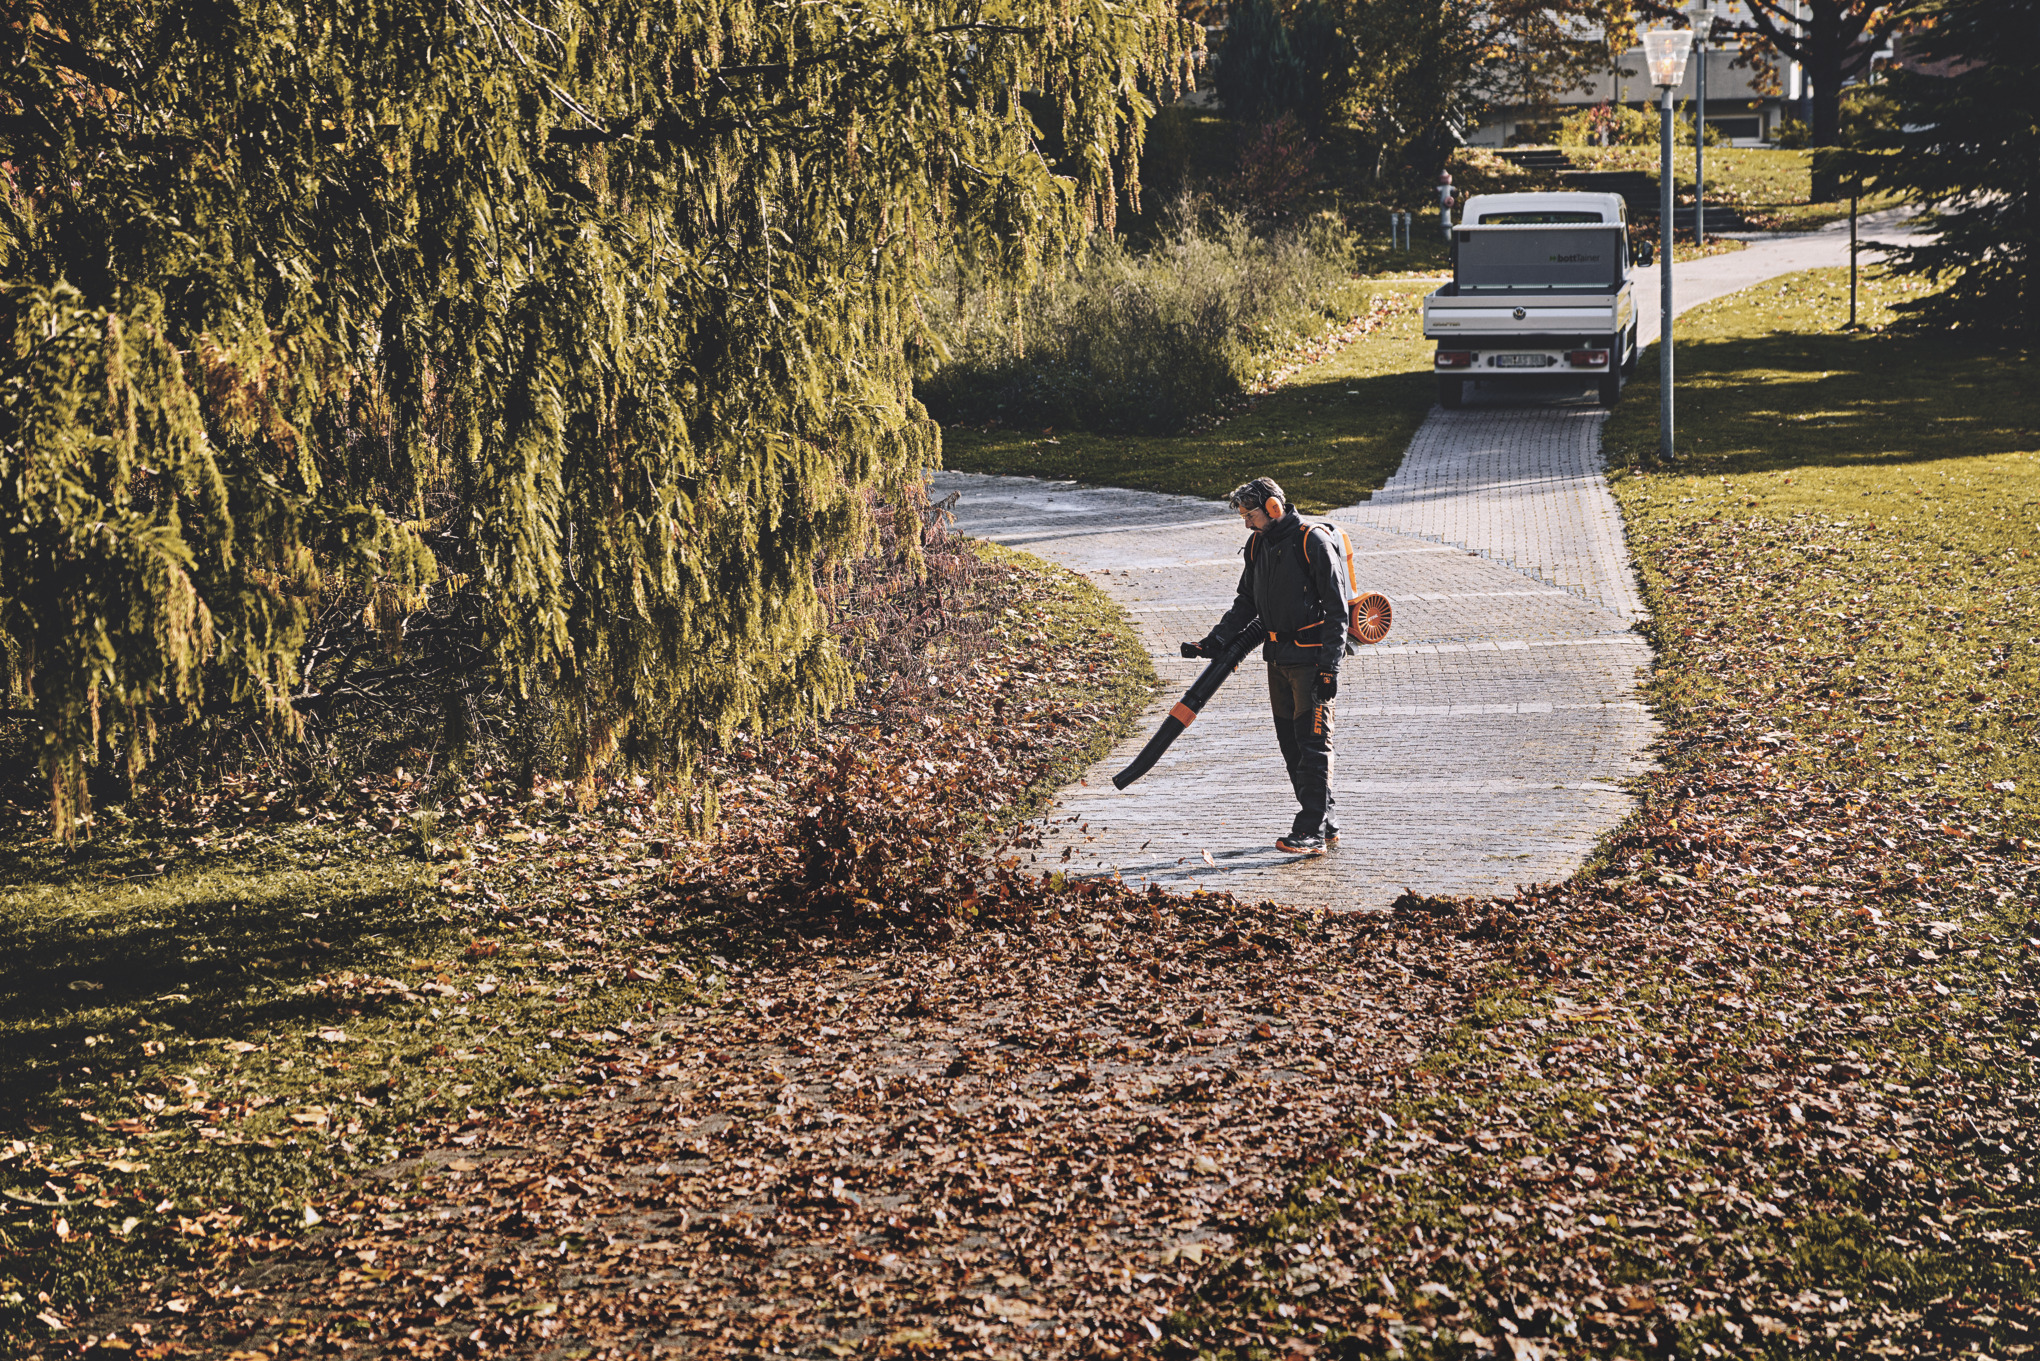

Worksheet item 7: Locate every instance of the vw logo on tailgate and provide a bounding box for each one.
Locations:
[1512,307,1527,320]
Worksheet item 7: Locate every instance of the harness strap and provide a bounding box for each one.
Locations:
[1266,620,1324,647]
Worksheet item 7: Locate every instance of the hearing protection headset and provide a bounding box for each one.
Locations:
[1229,477,1286,521]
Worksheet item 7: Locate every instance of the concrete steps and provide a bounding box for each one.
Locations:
[1495,147,1573,175]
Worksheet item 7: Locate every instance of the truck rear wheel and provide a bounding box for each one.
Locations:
[1439,375,1464,409]
[1620,326,1639,375]
[1597,372,1622,407]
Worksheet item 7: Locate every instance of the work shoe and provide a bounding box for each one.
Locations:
[1275,832,1327,857]
[1324,829,1340,848]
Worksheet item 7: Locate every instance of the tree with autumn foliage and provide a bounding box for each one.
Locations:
[0,0,1199,838]
[1729,0,1916,194]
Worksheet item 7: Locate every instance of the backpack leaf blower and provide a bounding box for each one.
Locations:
[1111,592,1393,791]
[1111,619,1264,790]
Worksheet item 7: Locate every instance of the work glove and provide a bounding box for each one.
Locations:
[1316,670,1339,701]
[1180,636,1219,660]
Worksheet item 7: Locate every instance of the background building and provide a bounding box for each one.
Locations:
[1463,2,1883,148]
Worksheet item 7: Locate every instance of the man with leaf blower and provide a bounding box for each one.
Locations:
[1182,477,1349,857]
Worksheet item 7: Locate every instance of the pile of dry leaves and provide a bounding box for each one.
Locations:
[56,889,1478,1358]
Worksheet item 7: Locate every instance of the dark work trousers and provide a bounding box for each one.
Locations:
[1267,662,1335,839]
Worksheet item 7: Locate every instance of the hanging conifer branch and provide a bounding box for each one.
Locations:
[0,0,1199,834]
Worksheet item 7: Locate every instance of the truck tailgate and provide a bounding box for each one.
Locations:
[1424,287,1632,336]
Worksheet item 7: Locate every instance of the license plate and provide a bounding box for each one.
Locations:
[1495,354,1551,368]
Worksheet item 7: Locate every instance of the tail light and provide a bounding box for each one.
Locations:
[1435,350,1474,369]
[1566,349,1610,368]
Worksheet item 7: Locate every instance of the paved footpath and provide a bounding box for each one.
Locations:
[1634,206,1924,347]
[933,216,1916,910]
[933,419,1656,909]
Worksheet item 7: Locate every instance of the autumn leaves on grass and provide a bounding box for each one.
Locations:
[1173,270,2039,1357]
[0,541,1155,1346]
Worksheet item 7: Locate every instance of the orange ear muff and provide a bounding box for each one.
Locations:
[1265,496,1281,520]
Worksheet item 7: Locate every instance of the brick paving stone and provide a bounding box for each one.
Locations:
[1348,405,1644,622]
[932,396,1657,909]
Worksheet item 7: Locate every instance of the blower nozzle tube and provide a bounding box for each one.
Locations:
[1111,619,1263,790]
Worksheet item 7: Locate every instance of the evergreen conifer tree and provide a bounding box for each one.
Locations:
[0,1,1197,837]
[1216,0,1306,124]
[1826,0,2039,334]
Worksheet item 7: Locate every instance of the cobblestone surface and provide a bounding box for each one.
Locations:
[1349,405,1644,622]
[932,396,1657,910]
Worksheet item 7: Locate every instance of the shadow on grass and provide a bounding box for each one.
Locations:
[941,359,1437,515]
[0,833,437,1133]
[1607,329,2035,476]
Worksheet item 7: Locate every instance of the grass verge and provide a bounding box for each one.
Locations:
[0,540,1153,1349]
[1608,266,2039,826]
[941,279,1438,515]
[1166,268,2040,1357]
[1567,146,1906,230]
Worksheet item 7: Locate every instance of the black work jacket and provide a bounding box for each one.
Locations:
[1212,512,1345,671]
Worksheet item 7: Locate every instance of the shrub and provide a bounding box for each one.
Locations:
[1558,102,1657,147]
[1232,112,1324,222]
[918,208,1356,435]
[1559,103,1719,147]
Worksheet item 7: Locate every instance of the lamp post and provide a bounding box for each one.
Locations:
[1685,0,1720,246]
[1642,24,1693,462]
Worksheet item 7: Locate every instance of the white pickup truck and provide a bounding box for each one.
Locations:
[1423,191,1638,409]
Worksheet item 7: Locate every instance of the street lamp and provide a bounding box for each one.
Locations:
[1641,23,1693,462]
[1685,0,1722,246]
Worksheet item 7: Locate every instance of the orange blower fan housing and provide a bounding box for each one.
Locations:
[1349,592,1393,645]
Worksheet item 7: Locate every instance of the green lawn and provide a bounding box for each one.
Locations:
[0,816,695,1335]
[941,279,1439,515]
[1605,265,2040,828]
[1568,145,1907,229]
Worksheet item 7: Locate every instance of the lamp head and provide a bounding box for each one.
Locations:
[1641,25,1694,88]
